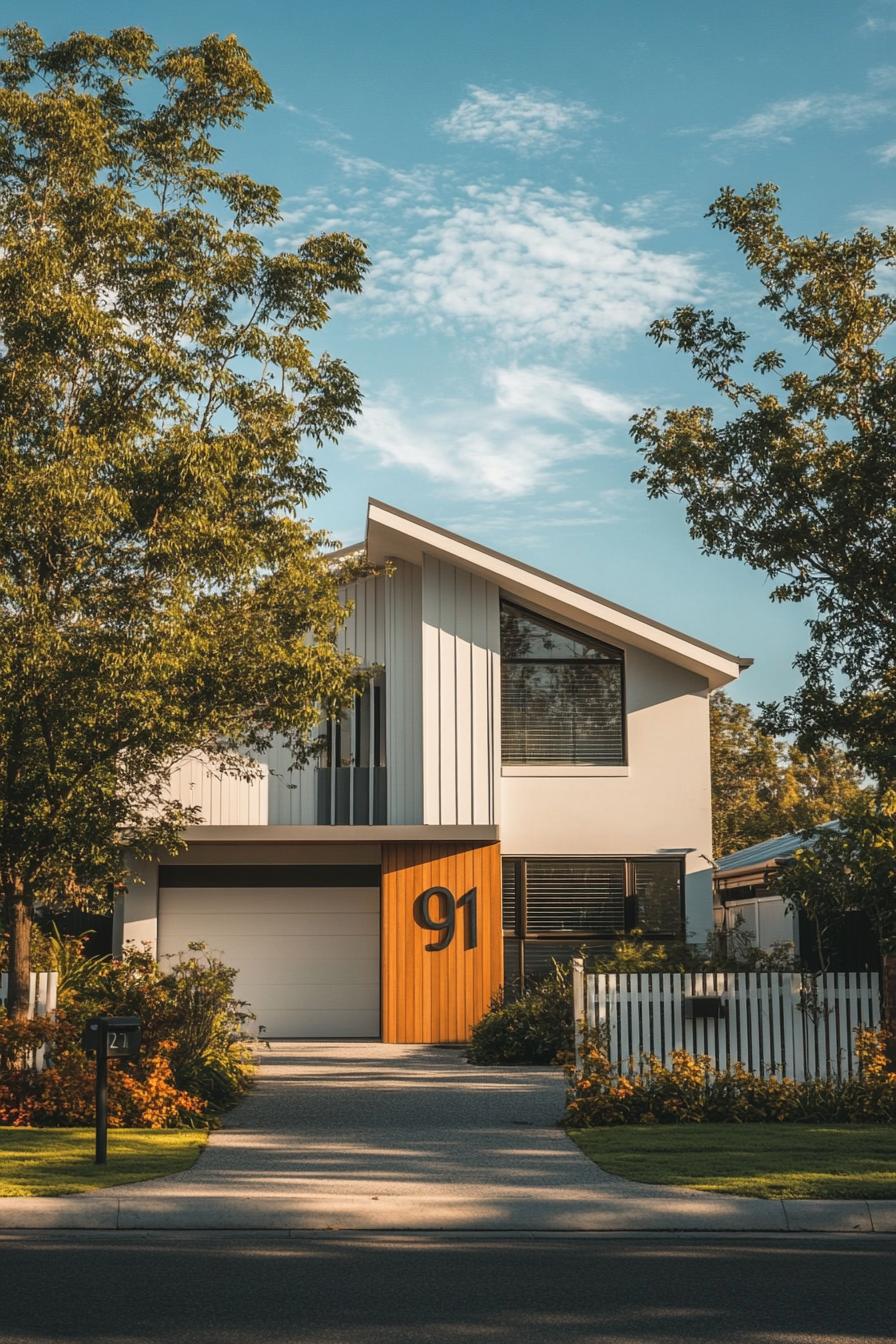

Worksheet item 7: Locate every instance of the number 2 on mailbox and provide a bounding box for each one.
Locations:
[414,886,478,951]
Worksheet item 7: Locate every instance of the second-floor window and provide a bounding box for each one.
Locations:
[318,672,386,824]
[500,600,625,765]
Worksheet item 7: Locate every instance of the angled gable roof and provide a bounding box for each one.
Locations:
[364,499,750,689]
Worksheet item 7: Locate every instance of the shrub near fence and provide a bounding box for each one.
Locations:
[573,964,881,1082]
[565,1025,896,1127]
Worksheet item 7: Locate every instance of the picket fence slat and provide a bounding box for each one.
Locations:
[1,970,59,1071]
[582,969,880,1082]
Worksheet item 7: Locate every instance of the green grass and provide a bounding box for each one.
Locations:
[569,1124,896,1200]
[0,1128,207,1196]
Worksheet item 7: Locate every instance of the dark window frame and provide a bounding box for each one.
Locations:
[501,855,686,939]
[499,599,628,767]
[501,855,686,989]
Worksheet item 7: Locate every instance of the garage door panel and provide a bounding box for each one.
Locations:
[160,888,379,915]
[255,1009,381,1038]
[228,956,381,989]
[240,982,379,1013]
[160,912,380,940]
[158,881,380,1038]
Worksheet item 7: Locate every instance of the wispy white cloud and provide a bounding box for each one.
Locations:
[436,86,602,153]
[860,7,896,33]
[848,203,896,229]
[711,86,892,145]
[368,184,701,347]
[346,365,634,500]
[873,140,896,163]
[441,494,630,546]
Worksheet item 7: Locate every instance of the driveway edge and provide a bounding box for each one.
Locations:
[1,1193,896,1233]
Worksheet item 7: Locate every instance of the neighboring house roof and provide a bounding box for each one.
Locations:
[362,498,750,689]
[716,820,841,874]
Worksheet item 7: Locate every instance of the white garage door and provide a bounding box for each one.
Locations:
[158,866,380,1038]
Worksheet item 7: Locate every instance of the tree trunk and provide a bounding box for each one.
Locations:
[4,890,32,1021]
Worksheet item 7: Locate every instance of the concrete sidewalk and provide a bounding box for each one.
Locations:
[1,1043,894,1233]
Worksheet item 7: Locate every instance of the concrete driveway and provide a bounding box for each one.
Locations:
[4,1043,883,1231]
[108,1041,793,1231]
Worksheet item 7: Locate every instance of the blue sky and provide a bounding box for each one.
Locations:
[23,1,896,707]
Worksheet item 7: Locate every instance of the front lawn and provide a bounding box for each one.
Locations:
[0,1128,207,1197]
[569,1124,896,1200]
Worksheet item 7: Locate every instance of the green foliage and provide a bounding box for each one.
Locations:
[565,1025,896,1126]
[586,925,798,973]
[777,790,896,957]
[0,24,370,1013]
[632,184,896,786]
[467,963,573,1064]
[0,941,254,1124]
[44,924,110,997]
[710,690,864,857]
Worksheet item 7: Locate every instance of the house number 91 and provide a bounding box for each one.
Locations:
[413,887,478,952]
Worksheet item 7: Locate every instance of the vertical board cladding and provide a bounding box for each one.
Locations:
[421,555,500,826]
[381,842,502,1043]
[166,753,269,825]
[385,559,424,823]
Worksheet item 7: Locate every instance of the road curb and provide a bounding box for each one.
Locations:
[1,1193,896,1233]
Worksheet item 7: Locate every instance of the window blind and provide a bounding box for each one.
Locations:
[524,859,626,934]
[501,662,624,765]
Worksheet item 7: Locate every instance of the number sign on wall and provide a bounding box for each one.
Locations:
[413,886,478,951]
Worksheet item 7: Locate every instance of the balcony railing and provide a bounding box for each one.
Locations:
[316,766,387,825]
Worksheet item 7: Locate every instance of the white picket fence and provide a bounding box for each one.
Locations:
[0,970,59,1070]
[572,964,881,1082]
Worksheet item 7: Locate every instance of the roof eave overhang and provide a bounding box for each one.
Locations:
[366,499,747,689]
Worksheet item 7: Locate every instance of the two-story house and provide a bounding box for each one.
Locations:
[114,499,749,1042]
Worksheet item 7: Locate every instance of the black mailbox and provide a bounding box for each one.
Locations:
[687,995,726,1020]
[82,1015,142,1059]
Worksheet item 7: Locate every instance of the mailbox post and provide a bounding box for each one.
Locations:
[82,1015,141,1165]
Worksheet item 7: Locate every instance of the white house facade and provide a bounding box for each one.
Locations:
[115,499,749,1042]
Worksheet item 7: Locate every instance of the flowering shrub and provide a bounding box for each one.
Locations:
[0,941,254,1127]
[0,1015,205,1127]
[564,1025,896,1127]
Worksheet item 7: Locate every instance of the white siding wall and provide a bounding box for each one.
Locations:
[421,554,500,825]
[165,753,268,825]
[386,559,424,823]
[498,647,716,941]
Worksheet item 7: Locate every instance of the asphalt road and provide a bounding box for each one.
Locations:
[1,1234,894,1343]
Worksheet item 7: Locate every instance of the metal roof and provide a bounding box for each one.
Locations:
[715,820,841,873]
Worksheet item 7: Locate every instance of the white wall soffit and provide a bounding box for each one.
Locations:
[365,499,749,690]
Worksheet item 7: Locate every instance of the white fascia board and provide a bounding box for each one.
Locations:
[366,499,749,690]
[180,824,499,844]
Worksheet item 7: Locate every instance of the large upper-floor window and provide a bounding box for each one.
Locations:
[500,600,625,765]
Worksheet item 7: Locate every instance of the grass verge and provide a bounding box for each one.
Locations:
[0,1128,207,1196]
[569,1124,896,1200]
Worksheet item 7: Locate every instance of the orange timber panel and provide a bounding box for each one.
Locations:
[381,842,502,1043]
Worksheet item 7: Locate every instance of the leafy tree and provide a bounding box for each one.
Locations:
[710,691,865,856]
[776,790,896,960]
[710,691,781,856]
[632,184,896,787]
[0,26,369,1016]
